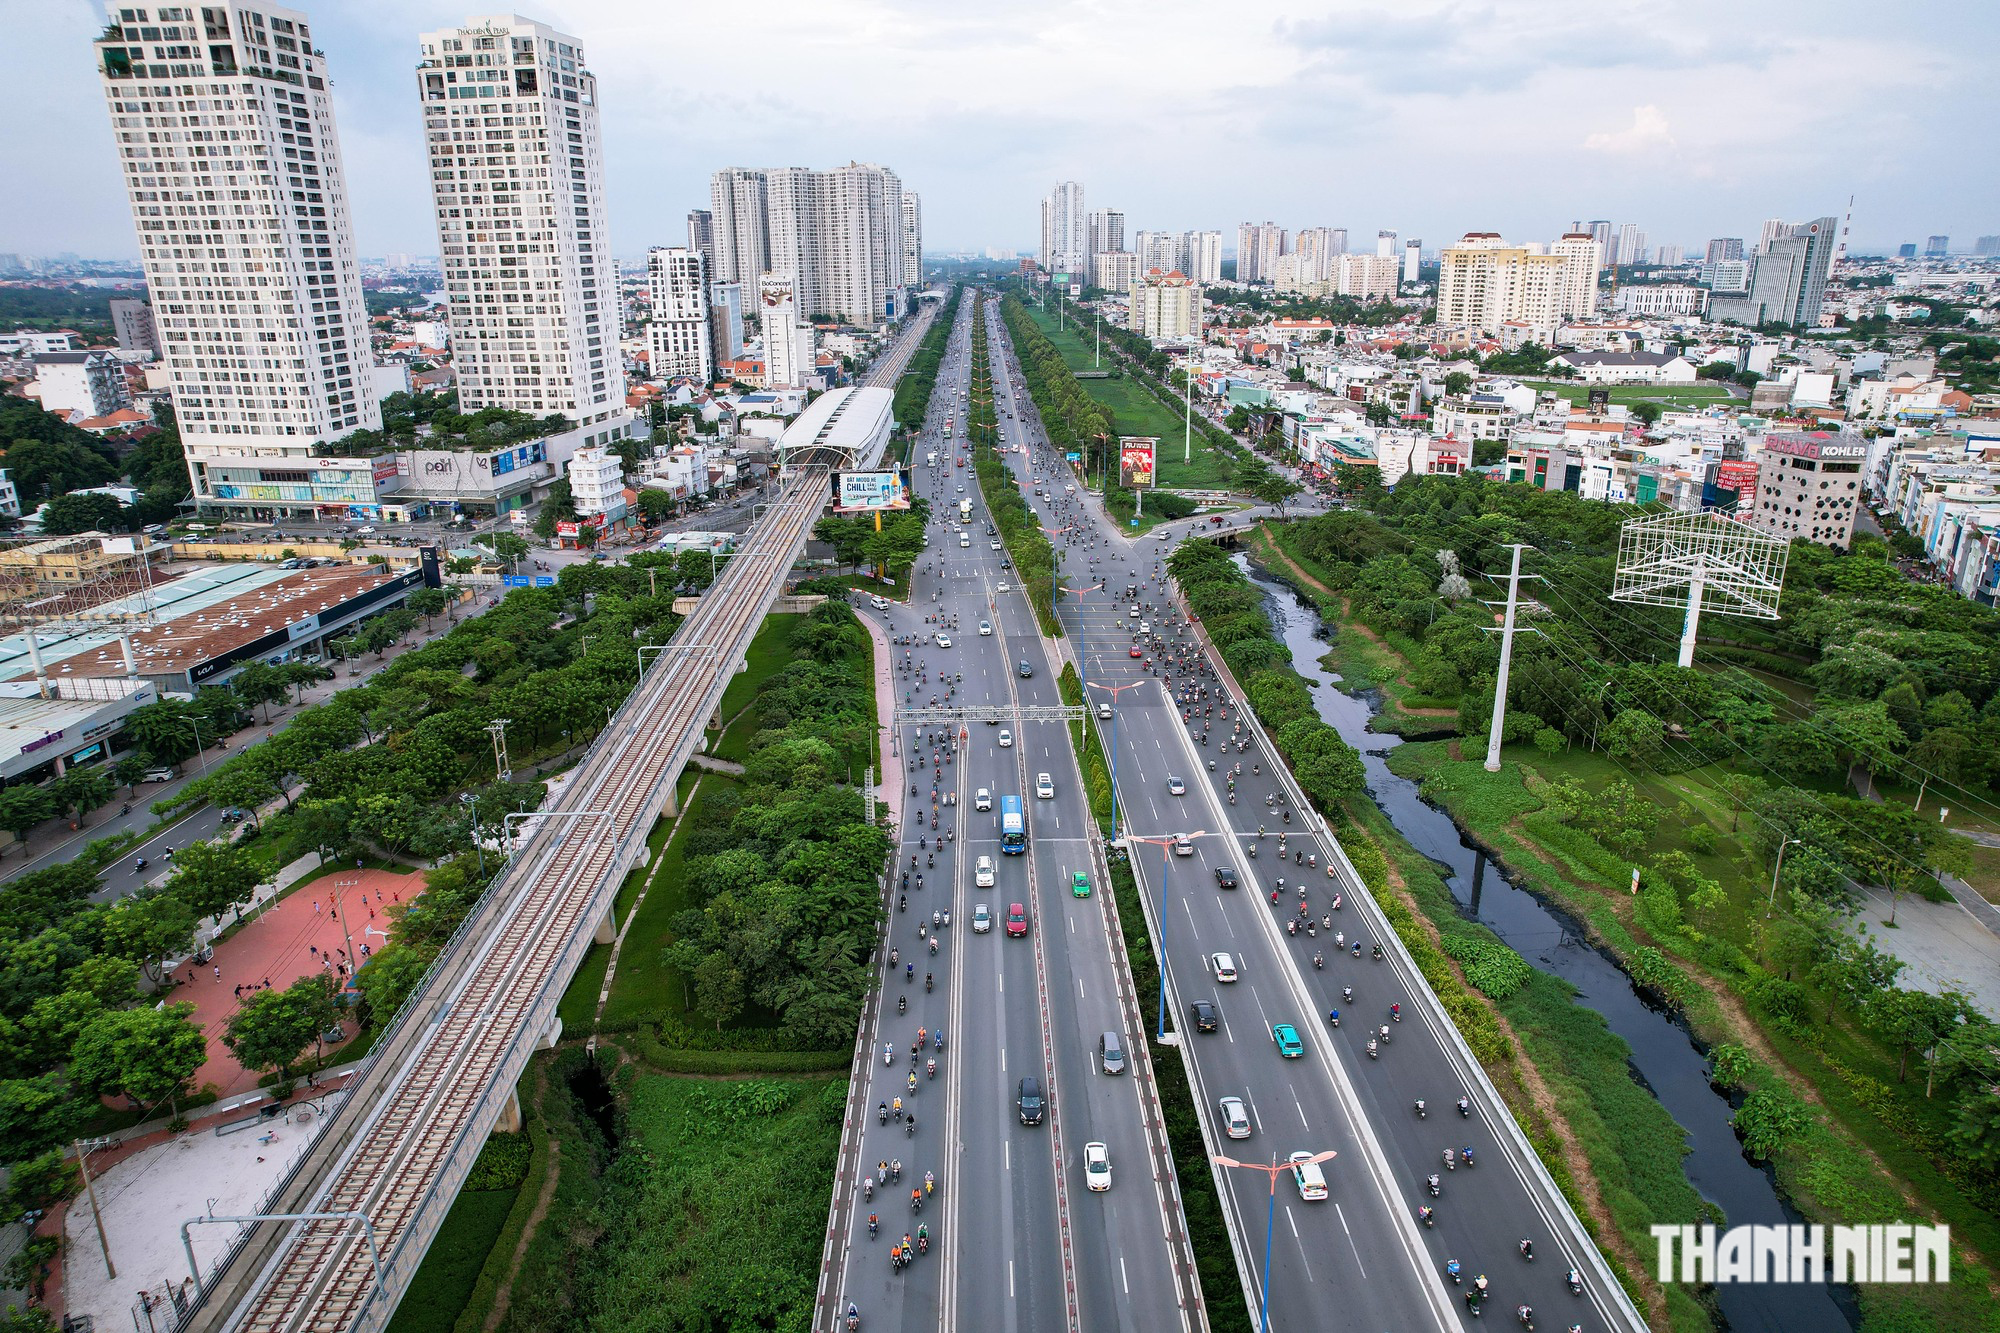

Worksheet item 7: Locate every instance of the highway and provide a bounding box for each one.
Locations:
[977,292,1647,1333]
[824,294,1201,1332]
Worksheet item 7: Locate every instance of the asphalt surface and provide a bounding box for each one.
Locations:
[829,297,1192,1333]
[977,293,1644,1333]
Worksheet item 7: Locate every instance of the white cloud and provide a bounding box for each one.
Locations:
[1583,105,1677,156]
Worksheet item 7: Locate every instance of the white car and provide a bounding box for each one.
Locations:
[1035,773,1055,799]
[975,855,996,887]
[997,729,1013,748]
[979,620,992,636]
[997,581,1012,592]
[1219,1095,1252,1140]
[1167,776,1186,796]
[991,540,1002,550]
[975,787,992,811]
[1083,1141,1112,1192]
[960,535,970,547]
[869,595,889,609]
[1211,952,1238,983]
[934,633,952,648]
[972,902,992,932]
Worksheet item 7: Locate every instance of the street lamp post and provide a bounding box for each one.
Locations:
[1212,1150,1337,1333]
[184,716,210,776]
[1128,827,1212,1041]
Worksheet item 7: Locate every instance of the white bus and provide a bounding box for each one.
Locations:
[959,497,973,522]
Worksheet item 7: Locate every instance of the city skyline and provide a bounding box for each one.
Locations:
[6,1,1996,262]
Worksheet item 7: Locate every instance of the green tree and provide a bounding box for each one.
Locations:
[1866,987,1970,1089]
[47,769,115,823]
[0,786,57,845]
[635,488,675,523]
[1442,371,1473,396]
[0,437,119,498]
[39,491,132,535]
[692,952,745,1030]
[68,1001,208,1121]
[489,532,530,571]
[406,587,449,630]
[163,841,262,921]
[0,1074,82,1161]
[123,697,197,762]
[229,661,290,725]
[223,974,336,1087]
[1601,708,1664,769]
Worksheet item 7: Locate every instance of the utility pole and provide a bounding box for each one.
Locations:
[1483,545,1536,773]
[487,718,512,784]
[75,1137,115,1278]
[1183,356,1193,463]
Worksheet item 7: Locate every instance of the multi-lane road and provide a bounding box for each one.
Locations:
[974,292,1646,1333]
[826,295,1200,1333]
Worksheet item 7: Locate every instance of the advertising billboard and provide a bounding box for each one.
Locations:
[1715,459,1759,512]
[1118,437,1158,489]
[836,469,908,511]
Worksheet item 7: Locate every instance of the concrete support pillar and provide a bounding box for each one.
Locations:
[495,1090,523,1133]
[659,780,679,821]
[592,903,616,945]
[119,632,138,677]
[540,1016,563,1050]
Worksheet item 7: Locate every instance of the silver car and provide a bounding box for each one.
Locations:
[1219,1095,1252,1140]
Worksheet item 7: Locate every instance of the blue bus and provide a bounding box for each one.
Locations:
[999,795,1026,854]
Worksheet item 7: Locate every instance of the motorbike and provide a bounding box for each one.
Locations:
[1415,1099,1426,1119]
[1312,953,1323,970]
[1427,1174,1441,1197]
[1446,1260,1462,1285]
[1326,1009,1340,1028]
[1458,1097,1471,1118]
[1366,1039,1378,1058]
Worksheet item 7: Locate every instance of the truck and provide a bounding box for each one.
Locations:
[959,497,973,522]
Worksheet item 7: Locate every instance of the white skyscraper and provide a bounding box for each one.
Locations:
[1183,230,1224,285]
[901,192,923,288]
[1549,233,1604,319]
[1376,229,1398,258]
[417,15,628,433]
[1086,208,1126,263]
[1403,238,1422,285]
[759,275,813,388]
[1134,230,1180,275]
[95,1,380,517]
[1294,228,1342,281]
[1614,222,1647,268]
[647,247,713,384]
[1236,223,1286,283]
[1040,181,1087,274]
[710,164,910,327]
[711,168,771,286]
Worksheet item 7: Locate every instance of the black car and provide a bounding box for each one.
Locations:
[1214,866,1239,890]
[1018,1075,1045,1125]
[1188,1000,1219,1033]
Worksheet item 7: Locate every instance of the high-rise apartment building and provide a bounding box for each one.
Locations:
[1548,233,1603,320]
[95,1,380,516]
[1086,209,1125,263]
[646,247,713,384]
[709,164,910,327]
[1974,235,2000,257]
[710,168,770,286]
[417,15,627,432]
[1896,243,1918,259]
[1653,244,1685,268]
[1134,230,1179,275]
[1040,181,1087,275]
[1402,238,1422,285]
[901,192,923,287]
[1237,222,1286,283]
[686,207,715,273]
[1435,233,1574,334]
[1758,218,1788,250]
[108,297,159,355]
[1092,251,1136,292]
[1294,227,1342,281]
[709,282,744,363]
[1184,230,1224,285]
[1335,253,1400,303]
[1613,223,1647,268]
[1924,235,1950,258]
[1128,268,1202,342]
[1712,216,1838,328]
[1705,238,1744,265]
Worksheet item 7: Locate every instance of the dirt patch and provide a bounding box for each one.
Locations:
[1375,851,1670,1325]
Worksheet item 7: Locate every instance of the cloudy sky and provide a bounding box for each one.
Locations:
[7,0,1995,261]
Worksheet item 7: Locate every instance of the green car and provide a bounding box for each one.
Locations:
[1071,871,1092,898]
[1272,1023,1304,1059]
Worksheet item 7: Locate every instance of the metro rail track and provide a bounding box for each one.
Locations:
[189,467,830,1333]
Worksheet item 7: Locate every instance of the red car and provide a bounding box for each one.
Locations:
[1129,646,1143,658]
[1006,903,1029,937]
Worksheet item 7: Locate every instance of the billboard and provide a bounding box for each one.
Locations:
[1715,459,1759,512]
[836,469,908,511]
[1118,437,1158,489]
